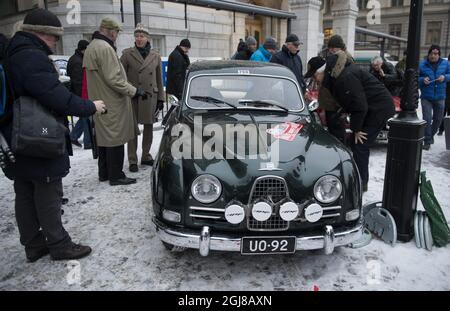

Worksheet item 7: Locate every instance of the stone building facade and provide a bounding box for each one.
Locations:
[1,0,448,63]
[323,0,450,59]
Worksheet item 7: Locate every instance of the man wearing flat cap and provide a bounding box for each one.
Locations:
[120,24,165,172]
[84,18,146,186]
[271,34,305,91]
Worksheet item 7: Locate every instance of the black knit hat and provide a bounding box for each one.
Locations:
[21,8,63,37]
[180,39,191,48]
[428,44,441,56]
[263,37,278,50]
[328,35,346,50]
[305,56,326,78]
[286,33,301,45]
[77,40,89,51]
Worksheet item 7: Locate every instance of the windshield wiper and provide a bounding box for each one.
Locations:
[190,96,238,109]
[238,99,289,112]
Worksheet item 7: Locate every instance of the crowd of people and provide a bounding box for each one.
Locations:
[0,7,449,263]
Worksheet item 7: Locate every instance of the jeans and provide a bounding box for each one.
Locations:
[70,117,92,147]
[421,99,445,144]
[351,126,383,186]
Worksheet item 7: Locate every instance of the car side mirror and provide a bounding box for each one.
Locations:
[308,100,319,112]
[168,94,179,107]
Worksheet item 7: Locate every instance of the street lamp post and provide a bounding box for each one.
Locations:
[382,0,426,242]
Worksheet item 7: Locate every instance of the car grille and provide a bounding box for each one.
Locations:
[189,206,226,222]
[247,176,290,231]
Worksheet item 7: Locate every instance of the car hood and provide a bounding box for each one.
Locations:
[176,110,348,202]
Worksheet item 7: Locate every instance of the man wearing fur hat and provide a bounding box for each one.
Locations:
[2,9,106,261]
[84,18,145,186]
[120,24,165,172]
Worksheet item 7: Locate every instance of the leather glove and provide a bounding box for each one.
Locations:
[133,89,148,100]
[0,132,15,169]
[157,100,164,111]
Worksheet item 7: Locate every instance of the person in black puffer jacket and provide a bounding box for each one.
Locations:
[232,36,257,61]
[326,53,395,192]
[2,9,105,262]
[67,39,92,149]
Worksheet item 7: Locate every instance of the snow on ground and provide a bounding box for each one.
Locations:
[0,120,449,291]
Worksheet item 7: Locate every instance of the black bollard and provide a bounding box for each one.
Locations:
[382,0,426,242]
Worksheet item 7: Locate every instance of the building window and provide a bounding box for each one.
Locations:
[356,26,367,46]
[391,0,404,6]
[426,21,442,45]
[428,0,443,3]
[389,24,402,37]
[150,36,166,56]
[357,0,370,10]
[325,0,332,14]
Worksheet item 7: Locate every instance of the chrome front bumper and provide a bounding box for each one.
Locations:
[153,217,364,256]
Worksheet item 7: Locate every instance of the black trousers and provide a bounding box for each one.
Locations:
[350,126,383,186]
[14,178,71,251]
[326,111,346,144]
[98,145,126,181]
[439,106,450,133]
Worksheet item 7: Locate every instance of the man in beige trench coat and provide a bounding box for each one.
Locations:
[121,24,165,172]
[83,18,146,186]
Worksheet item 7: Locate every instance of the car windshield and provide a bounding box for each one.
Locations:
[187,75,304,112]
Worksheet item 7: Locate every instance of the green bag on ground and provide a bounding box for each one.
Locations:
[419,172,450,247]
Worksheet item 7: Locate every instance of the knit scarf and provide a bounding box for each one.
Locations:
[136,42,151,59]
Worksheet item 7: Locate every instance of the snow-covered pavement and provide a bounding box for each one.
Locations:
[1,122,449,291]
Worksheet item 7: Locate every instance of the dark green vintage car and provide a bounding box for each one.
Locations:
[152,61,363,256]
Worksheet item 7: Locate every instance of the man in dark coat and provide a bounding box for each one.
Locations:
[270,34,305,92]
[68,39,92,149]
[326,54,395,192]
[370,55,402,97]
[166,39,190,100]
[1,9,105,262]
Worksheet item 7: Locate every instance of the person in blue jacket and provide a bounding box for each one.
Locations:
[250,37,278,62]
[419,45,450,150]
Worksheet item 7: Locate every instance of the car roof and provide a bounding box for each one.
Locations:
[187,60,298,80]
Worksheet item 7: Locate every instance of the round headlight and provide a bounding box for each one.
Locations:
[313,175,342,204]
[191,175,222,204]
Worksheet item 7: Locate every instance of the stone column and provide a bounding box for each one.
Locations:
[330,0,358,55]
[289,0,323,70]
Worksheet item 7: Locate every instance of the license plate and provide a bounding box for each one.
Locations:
[241,237,296,255]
